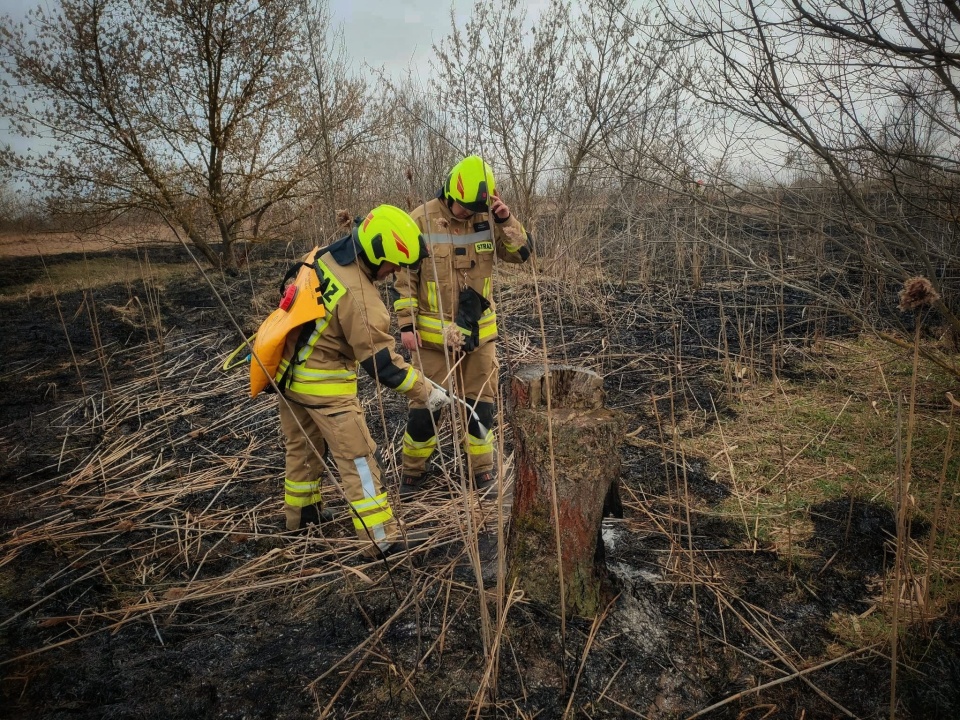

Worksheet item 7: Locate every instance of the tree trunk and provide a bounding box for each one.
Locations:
[507,365,626,617]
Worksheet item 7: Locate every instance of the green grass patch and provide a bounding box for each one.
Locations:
[684,333,960,613]
[2,256,194,298]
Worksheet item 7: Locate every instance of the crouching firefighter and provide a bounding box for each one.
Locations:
[392,155,531,497]
[252,204,451,557]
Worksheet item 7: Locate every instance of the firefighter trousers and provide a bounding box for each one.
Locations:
[279,395,397,553]
[402,341,498,479]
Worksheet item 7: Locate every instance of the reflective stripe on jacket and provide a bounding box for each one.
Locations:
[392,197,530,351]
[277,247,430,405]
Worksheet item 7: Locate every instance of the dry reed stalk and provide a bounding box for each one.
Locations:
[708,396,750,539]
[38,251,87,397]
[521,248,568,684]
[561,594,618,720]
[683,645,877,720]
[922,398,955,622]
[710,589,857,717]
[469,582,525,719]
[668,338,705,660]
[890,308,925,719]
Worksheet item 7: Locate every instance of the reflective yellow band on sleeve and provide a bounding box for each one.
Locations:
[415,315,448,345]
[396,367,418,393]
[418,331,444,345]
[503,226,526,254]
[478,312,498,341]
[394,297,418,311]
[416,316,444,331]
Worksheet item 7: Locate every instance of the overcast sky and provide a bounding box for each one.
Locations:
[0,0,497,157]
[2,0,469,68]
[330,0,467,73]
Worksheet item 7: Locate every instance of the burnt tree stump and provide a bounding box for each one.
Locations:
[507,365,626,617]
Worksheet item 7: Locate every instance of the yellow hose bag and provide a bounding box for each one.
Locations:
[250,255,325,398]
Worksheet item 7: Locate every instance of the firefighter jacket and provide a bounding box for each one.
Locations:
[276,237,433,405]
[392,197,531,351]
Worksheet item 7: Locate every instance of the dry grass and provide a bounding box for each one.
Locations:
[4,234,959,717]
[4,258,193,299]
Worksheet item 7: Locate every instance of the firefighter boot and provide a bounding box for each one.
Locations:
[380,528,432,558]
[400,473,428,497]
[299,503,335,529]
[473,469,498,498]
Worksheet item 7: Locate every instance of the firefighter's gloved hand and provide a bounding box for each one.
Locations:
[454,287,491,353]
[427,386,452,412]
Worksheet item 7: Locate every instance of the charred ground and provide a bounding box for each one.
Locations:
[1,242,957,719]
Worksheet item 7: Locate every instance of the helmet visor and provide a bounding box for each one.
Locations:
[454,179,491,215]
[459,199,490,214]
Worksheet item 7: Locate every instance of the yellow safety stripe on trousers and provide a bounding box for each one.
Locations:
[403,432,437,458]
[426,282,438,312]
[284,478,322,507]
[350,492,393,531]
[467,429,495,456]
[395,366,419,394]
[393,296,418,311]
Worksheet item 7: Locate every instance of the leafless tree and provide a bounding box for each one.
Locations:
[433,0,570,221]
[297,0,393,242]
[661,0,960,350]
[384,76,460,207]
[557,0,685,205]
[0,0,325,271]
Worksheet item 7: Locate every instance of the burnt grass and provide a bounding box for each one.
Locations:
[1,244,957,720]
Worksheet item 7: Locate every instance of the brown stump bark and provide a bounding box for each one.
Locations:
[507,365,626,617]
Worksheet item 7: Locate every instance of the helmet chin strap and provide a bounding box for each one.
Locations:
[359,250,379,274]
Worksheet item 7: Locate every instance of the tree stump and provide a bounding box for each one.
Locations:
[507,365,626,617]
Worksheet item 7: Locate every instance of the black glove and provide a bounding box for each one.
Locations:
[454,287,491,353]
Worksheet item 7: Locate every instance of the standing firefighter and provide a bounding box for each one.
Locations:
[393,155,531,496]
[261,204,450,557]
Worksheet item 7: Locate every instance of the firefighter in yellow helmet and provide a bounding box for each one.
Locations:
[275,204,450,557]
[392,156,531,496]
